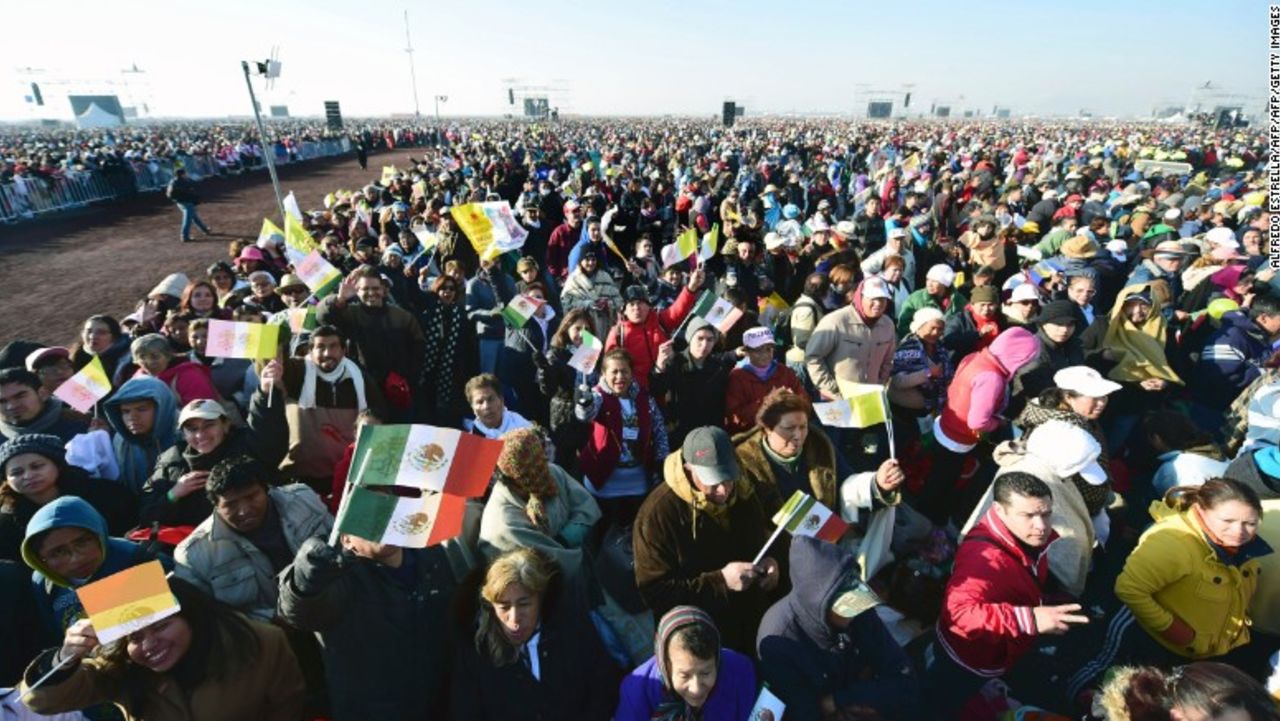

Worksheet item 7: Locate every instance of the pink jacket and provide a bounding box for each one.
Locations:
[937,328,1039,450]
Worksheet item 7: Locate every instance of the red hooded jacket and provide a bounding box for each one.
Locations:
[604,287,698,393]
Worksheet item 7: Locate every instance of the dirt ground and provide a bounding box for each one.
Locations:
[0,150,402,346]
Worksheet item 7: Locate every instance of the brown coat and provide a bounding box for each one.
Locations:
[734,426,838,515]
[22,620,305,721]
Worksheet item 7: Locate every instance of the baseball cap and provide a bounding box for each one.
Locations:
[25,346,70,372]
[1054,366,1122,398]
[860,278,892,301]
[682,427,739,486]
[178,399,229,427]
[1205,226,1237,247]
[1010,283,1041,303]
[888,227,908,240]
[742,327,776,349]
[1026,419,1106,486]
[830,575,882,619]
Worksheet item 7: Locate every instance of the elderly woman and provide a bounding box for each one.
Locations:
[560,252,623,338]
[416,274,478,427]
[733,388,905,581]
[479,427,601,594]
[615,606,757,721]
[243,271,286,314]
[451,547,618,721]
[889,307,954,451]
[130,333,220,407]
[0,434,137,561]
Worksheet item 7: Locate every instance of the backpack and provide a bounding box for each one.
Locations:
[773,295,818,348]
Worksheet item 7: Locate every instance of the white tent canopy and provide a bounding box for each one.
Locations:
[76,102,123,129]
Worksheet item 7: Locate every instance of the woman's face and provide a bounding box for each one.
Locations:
[5,452,59,500]
[766,411,809,457]
[126,615,192,674]
[1067,279,1096,307]
[135,349,170,377]
[917,319,945,345]
[437,282,460,305]
[1124,299,1152,325]
[189,285,215,312]
[668,638,718,710]
[469,387,505,428]
[82,320,114,354]
[580,255,598,275]
[493,582,541,647]
[567,320,588,346]
[1042,320,1076,345]
[603,359,633,394]
[518,266,538,283]
[182,417,229,456]
[1065,393,1108,421]
[35,526,102,581]
[250,278,274,300]
[881,265,903,283]
[1200,499,1260,549]
[210,272,234,291]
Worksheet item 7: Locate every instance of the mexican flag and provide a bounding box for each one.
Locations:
[346,424,502,498]
[334,485,465,547]
[568,329,604,374]
[773,490,849,543]
[690,291,743,334]
[501,295,544,329]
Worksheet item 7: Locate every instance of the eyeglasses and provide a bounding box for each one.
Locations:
[41,534,98,565]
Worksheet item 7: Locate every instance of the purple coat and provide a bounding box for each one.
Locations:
[615,648,757,721]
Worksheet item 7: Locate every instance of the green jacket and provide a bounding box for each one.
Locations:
[895,288,967,336]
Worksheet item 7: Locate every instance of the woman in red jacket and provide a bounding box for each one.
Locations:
[574,349,669,528]
[604,268,705,393]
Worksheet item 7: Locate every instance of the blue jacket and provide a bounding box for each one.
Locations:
[1196,311,1272,409]
[103,376,178,496]
[615,649,757,721]
[22,497,171,646]
[757,536,919,721]
[465,269,517,341]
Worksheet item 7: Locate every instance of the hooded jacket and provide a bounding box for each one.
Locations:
[1196,311,1273,410]
[103,377,179,496]
[648,318,737,449]
[21,497,169,646]
[756,536,918,720]
[938,506,1059,677]
[723,360,808,434]
[604,286,699,393]
[936,328,1041,452]
[632,450,784,655]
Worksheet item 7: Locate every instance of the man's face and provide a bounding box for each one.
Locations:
[214,484,270,534]
[118,399,157,437]
[189,326,208,355]
[36,526,103,581]
[469,387,505,428]
[624,299,651,324]
[689,329,717,360]
[994,493,1053,547]
[1256,312,1280,339]
[861,296,888,320]
[310,334,346,372]
[1243,229,1263,256]
[0,382,45,424]
[587,223,602,242]
[1154,253,1184,274]
[686,466,731,505]
[355,277,386,307]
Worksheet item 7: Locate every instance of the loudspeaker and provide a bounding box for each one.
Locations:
[324,101,343,130]
[31,83,43,106]
[509,88,515,105]
[903,92,911,108]
[722,101,736,127]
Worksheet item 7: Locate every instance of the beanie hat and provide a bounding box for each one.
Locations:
[970,286,1000,304]
[495,427,557,528]
[0,433,66,474]
[909,307,945,335]
[926,264,956,287]
[1037,300,1079,327]
[654,606,721,692]
[685,316,716,345]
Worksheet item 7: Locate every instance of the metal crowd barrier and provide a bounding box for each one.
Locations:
[1,137,352,224]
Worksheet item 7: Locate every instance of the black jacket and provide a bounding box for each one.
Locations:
[648,351,737,449]
[165,176,200,205]
[0,468,138,562]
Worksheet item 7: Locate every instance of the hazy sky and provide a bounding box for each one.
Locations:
[1,0,1266,121]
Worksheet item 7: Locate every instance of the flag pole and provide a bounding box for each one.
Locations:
[881,384,895,461]
[752,518,789,567]
[22,655,76,701]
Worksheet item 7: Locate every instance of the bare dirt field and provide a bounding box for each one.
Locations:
[0,149,399,345]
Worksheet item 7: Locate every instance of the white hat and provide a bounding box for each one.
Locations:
[742,326,776,349]
[178,398,229,427]
[1054,366,1122,398]
[888,227,908,240]
[1043,189,1060,200]
[148,272,190,300]
[834,220,856,238]
[1205,226,1239,248]
[764,232,786,251]
[1026,419,1107,486]
[1163,208,1181,222]
[860,278,892,301]
[909,307,945,335]
[1009,283,1040,303]
[1105,239,1128,256]
[926,264,956,287]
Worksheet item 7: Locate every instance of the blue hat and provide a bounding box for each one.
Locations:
[782,204,800,220]
[1255,446,1280,480]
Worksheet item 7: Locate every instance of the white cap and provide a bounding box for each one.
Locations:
[1163,208,1181,222]
[888,227,908,240]
[860,278,892,301]
[1026,419,1107,486]
[764,232,786,251]
[1105,239,1128,256]
[1205,226,1238,247]
[926,264,956,287]
[178,399,229,427]
[1054,366,1122,398]
[1009,283,1041,303]
[742,326,776,349]
[1043,189,1060,200]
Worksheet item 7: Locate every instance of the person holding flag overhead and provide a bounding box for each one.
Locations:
[648,317,739,450]
[277,518,461,721]
[757,535,920,720]
[633,426,784,655]
[604,266,705,394]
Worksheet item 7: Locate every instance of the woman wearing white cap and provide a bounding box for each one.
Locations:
[860,227,916,292]
[896,264,967,337]
[889,307,953,450]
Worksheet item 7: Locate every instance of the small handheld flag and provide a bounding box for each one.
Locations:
[501,295,544,329]
[294,251,342,298]
[54,356,111,414]
[346,424,503,498]
[205,320,280,360]
[76,561,180,645]
[334,485,466,548]
[568,330,604,374]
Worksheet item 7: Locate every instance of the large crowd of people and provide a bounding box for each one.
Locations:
[1,115,1279,720]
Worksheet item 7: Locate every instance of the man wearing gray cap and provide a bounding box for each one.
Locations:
[633,426,785,655]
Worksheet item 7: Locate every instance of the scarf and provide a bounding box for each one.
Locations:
[650,606,720,721]
[1103,285,1183,385]
[0,398,68,440]
[298,357,367,411]
[423,301,466,417]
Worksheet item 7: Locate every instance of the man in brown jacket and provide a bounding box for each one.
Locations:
[632,426,785,655]
[803,277,896,401]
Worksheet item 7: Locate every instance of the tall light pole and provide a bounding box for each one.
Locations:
[435,95,448,120]
[241,60,286,222]
[404,10,421,117]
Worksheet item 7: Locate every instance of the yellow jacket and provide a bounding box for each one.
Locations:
[1115,502,1272,659]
